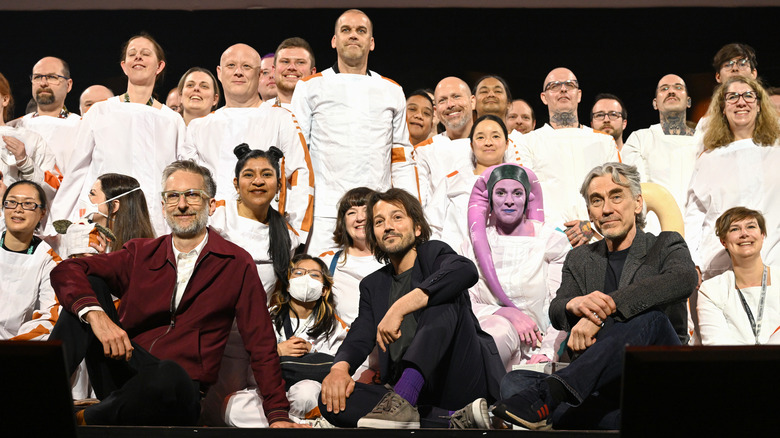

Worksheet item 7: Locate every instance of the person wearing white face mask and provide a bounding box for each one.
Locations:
[219,255,348,427]
[64,173,154,257]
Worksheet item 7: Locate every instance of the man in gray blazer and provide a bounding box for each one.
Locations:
[492,162,698,430]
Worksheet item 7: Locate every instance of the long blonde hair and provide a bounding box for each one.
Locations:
[703,76,780,151]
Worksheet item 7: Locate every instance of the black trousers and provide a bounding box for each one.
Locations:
[51,276,201,426]
[320,299,501,427]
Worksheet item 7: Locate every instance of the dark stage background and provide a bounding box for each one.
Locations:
[1,7,778,139]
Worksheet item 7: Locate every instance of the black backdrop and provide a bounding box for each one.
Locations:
[2,7,778,139]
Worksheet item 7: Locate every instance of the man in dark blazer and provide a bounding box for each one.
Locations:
[318,188,505,429]
[493,162,697,430]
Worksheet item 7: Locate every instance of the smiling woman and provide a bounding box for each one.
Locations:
[177,67,219,126]
[697,207,780,346]
[49,33,185,237]
[0,180,61,342]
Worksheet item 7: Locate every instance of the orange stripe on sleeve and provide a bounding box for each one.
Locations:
[391,147,406,164]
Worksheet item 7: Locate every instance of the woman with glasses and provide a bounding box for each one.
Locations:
[684,76,780,291]
[697,207,780,345]
[0,72,58,204]
[426,114,510,253]
[200,143,302,427]
[50,33,184,236]
[0,180,60,341]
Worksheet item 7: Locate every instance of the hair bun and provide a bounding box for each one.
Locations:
[267,146,284,161]
[233,143,251,160]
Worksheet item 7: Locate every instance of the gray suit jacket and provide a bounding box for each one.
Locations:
[549,230,697,342]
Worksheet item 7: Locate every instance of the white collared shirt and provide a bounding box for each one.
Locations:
[171,232,209,311]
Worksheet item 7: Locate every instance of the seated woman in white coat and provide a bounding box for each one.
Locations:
[200,144,300,426]
[684,76,780,283]
[697,207,780,345]
[426,114,509,253]
[50,33,184,236]
[466,163,569,370]
[0,180,61,341]
[222,255,347,426]
[320,187,383,326]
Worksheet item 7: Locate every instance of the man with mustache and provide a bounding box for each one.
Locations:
[291,9,418,255]
[622,74,697,220]
[492,162,696,430]
[590,94,628,151]
[318,188,504,429]
[508,67,619,248]
[506,99,536,135]
[181,43,314,242]
[50,160,307,428]
[11,56,80,177]
[414,76,475,206]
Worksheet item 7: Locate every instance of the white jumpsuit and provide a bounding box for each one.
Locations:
[49,97,184,236]
[0,125,58,204]
[320,250,385,327]
[291,68,418,255]
[684,139,780,280]
[465,223,569,369]
[413,133,472,207]
[11,112,80,175]
[181,105,314,239]
[507,124,619,230]
[425,164,479,254]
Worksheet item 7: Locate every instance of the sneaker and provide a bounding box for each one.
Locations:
[302,416,336,428]
[449,398,490,429]
[491,384,553,431]
[357,391,420,429]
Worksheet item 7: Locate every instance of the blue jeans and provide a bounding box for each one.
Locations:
[499,310,680,430]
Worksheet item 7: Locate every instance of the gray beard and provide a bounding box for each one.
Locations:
[550,111,578,128]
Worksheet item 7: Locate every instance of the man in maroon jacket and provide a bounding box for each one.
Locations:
[51,160,306,428]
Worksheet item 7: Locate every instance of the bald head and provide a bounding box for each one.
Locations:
[32,56,72,115]
[335,9,373,36]
[433,76,475,139]
[217,43,262,107]
[79,85,114,115]
[653,73,691,115]
[540,67,581,125]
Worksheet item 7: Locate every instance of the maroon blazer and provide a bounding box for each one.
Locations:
[52,228,290,423]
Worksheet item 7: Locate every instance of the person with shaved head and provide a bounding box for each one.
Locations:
[180,43,314,241]
[414,76,476,206]
[508,67,619,248]
[79,85,114,115]
[622,74,697,219]
[291,9,418,255]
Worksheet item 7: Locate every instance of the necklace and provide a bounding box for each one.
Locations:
[122,92,154,107]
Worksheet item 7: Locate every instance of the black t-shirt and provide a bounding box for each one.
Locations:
[604,247,630,294]
[0,234,42,254]
[387,268,418,383]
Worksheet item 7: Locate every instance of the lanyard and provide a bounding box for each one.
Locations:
[735,265,768,345]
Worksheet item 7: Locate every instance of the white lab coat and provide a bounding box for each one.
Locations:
[0,125,58,204]
[413,133,472,207]
[426,164,479,254]
[181,105,314,240]
[684,139,780,280]
[697,267,780,345]
[11,112,80,175]
[507,124,619,229]
[49,97,184,236]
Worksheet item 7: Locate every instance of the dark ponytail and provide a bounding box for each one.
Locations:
[233,143,292,295]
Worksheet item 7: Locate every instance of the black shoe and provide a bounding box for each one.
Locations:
[492,384,553,430]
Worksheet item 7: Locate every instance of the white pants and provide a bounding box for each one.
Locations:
[223,379,322,427]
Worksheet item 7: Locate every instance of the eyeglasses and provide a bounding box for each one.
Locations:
[722,58,751,71]
[3,200,43,211]
[30,74,70,84]
[161,189,209,205]
[544,80,579,92]
[592,111,623,121]
[658,84,685,93]
[724,91,758,105]
[291,268,323,280]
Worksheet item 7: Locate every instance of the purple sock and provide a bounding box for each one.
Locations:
[394,367,424,406]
